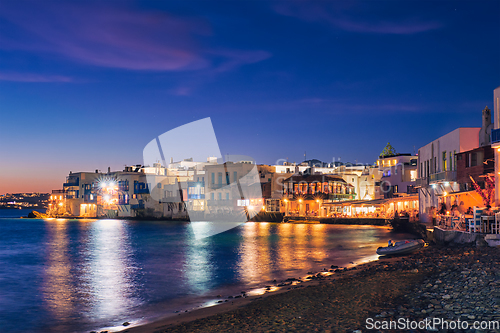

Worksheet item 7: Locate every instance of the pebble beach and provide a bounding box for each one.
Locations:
[119,244,500,333]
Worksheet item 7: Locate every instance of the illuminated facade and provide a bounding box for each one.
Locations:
[491,86,500,206]
[282,173,355,217]
[416,128,481,222]
[375,154,418,199]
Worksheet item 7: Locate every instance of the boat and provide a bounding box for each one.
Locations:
[376,239,424,256]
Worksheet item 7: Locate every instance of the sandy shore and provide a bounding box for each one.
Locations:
[115,244,500,333]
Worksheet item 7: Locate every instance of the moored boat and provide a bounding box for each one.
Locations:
[376,239,424,256]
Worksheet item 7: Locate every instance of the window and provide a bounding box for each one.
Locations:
[442,151,447,171]
[471,152,477,167]
[218,172,222,185]
[394,185,398,193]
[454,150,457,171]
[237,199,250,206]
[226,193,229,200]
[211,173,215,184]
[465,154,470,167]
[210,193,214,200]
[218,193,222,200]
[233,171,237,183]
[449,152,452,172]
[157,183,162,189]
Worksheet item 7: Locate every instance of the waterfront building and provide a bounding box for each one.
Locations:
[203,160,263,217]
[491,86,500,206]
[375,153,418,199]
[274,161,377,201]
[282,173,355,217]
[49,171,102,217]
[416,127,483,222]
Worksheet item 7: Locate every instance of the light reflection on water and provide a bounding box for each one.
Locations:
[43,220,74,322]
[87,220,136,320]
[0,219,414,333]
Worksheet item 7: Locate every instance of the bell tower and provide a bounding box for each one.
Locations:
[479,106,493,147]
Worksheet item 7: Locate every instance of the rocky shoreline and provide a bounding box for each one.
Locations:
[115,244,500,333]
[369,245,500,332]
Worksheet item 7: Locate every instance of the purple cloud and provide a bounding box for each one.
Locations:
[274,2,442,35]
[0,2,270,72]
[0,73,73,82]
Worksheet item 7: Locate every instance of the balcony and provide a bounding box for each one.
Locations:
[415,177,429,188]
[63,178,79,187]
[131,203,145,210]
[134,183,149,194]
[492,128,500,144]
[429,171,457,183]
[209,183,226,189]
[329,194,356,200]
[206,199,232,207]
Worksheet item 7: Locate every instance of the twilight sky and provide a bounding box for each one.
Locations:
[0,0,499,194]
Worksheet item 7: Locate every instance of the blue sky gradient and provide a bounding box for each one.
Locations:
[0,0,499,193]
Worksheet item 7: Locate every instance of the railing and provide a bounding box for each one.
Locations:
[429,171,457,183]
[131,203,145,210]
[63,178,79,187]
[188,194,205,200]
[492,128,500,144]
[134,183,149,194]
[329,194,355,199]
[208,183,226,189]
[415,177,428,187]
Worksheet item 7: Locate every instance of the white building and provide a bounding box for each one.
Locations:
[376,154,418,198]
[416,128,480,222]
[490,86,500,206]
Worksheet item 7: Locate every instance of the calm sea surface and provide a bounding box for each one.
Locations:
[0,210,413,333]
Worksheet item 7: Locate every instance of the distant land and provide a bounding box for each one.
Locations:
[0,193,49,210]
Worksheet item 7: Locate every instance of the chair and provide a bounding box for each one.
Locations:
[481,216,494,234]
[450,217,460,230]
[469,208,483,233]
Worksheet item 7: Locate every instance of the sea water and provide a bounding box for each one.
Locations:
[0,216,413,333]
